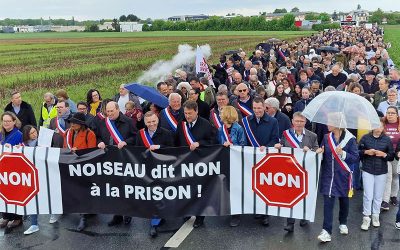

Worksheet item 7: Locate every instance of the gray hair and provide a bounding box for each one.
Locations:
[292,111,306,120]
[324,86,336,92]
[387,88,398,95]
[44,92,54,99]
[264,97,280,110]
[169,92,182,102]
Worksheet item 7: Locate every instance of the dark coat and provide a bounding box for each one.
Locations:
[197,99,210,120]
[48,115,72,148]
[324,72,348,88]
[4,101,37,129]
[272,111,291,138]
[159,106,184,133]
[243,113,279,147]
[136,127,174,147]
[359,133,394,175]
[176,116,217,146]
[96,112,137,146]
[294,98,313,113]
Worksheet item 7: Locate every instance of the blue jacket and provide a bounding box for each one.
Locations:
[217,122,247,146]
[319,131,359,197]
[0,127,23,146]
[273,111,291,137]
[243,114,279,147]
[294,98,313,113]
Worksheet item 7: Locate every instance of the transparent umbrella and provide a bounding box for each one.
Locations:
[302,91,381,130]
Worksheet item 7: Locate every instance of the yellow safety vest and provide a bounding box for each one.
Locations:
[41,104,57,128]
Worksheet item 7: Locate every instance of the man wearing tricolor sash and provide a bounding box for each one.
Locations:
[48,100,72,148]
[209,92,242,129]
[96,101,137,227]
[242,97,279,227]
[160,93,184,134]
[275,112,319,232]
[176,100,216,228]
[234,83,254,117]
[136,111,174,237]
[317,113,359,243]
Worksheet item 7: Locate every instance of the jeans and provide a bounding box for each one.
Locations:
[353,162,362,190]
[323,195,349,234]
[383,160,399,202]
[362,172,387,216]
[30,215,38,226]
[396,176,400,223]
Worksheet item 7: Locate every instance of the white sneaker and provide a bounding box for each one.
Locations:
[49,215,59,224]
[317,229,331,242]
[395,222,400,229]
[372,214,380,227]
[24,225,39,235]
[339,224,348,235]
[361,216,371,231]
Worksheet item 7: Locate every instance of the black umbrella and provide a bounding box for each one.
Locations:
[255,43,272,51]
[224,50,240,55]
[318,46,340,53]
[267,38,281,44]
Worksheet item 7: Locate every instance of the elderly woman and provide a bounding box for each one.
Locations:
[0,112,23,229]
[359,121,394,230]
[217,106,246,227]
[317,113,359,243]
[177,81,192,101]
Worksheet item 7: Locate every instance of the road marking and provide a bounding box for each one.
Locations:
[164,216,195,248]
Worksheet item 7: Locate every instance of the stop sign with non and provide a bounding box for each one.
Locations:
[0,153,39,206]
[252,153,308,208]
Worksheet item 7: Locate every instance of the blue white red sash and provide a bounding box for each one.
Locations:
[327,132,353,197]
[244,70,250,81]
[182,121,196,146]
[278,48,286,61]
[97,112,105,120]
[105,117,124,145]
[55,118,66,136]
[283,129,301,148]
[222,125,233,144]
[65,129,73,149]
[162,107,178,132]
[139,129,154,149]
[237,101,253,117]
[211,109,222,129]
[242,116,260,147]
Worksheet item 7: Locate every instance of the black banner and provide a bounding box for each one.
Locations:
[59,146,230,218]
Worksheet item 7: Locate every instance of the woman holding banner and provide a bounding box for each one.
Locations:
[217,106,247,227]
[317,113,359,243]
[0,112,23,229]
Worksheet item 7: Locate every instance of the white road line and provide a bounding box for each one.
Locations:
[164,216,195,248]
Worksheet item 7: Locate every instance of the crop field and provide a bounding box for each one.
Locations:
[0,27,397,118]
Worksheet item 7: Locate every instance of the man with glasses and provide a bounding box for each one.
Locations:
[234,83,254,117]
[377,88,400,114]
[209,92,241,129]
[76,101,96,130]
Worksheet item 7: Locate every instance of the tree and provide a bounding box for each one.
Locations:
[369,8,385,24]
[126,14,140,22]
[112,18,120,32]
[119,15,127,22]
[318,13,331,22]
[291,7,300,13]
[357,4,361,10]
[85,24,99,32]
[273,8,287,14]
[305,13,319,20]
[259,12,266,16]
[332,11,338,21]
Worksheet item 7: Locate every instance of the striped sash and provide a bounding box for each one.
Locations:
[162,107,178,132]
[242,116,260,147]
[55,118,66,136]
[222,125,233,144]
[65,129,73,149]
[283,129,301,148]
[182,122,196,146]
[237,101,253,117]
[97,112,105,120]
[139,129,154,149]
[211,110,222,129]
[105,118,124,145]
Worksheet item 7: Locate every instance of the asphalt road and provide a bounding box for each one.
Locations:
[0,191,399,250]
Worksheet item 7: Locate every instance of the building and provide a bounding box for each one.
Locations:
[167,14,209,22]
[265,12,306,21]
[1,26,14,33]
[51,26,85,32]
[98,22,115,31]
[337,5,369,25]
[14,25,51,32]
[120,22,143,32]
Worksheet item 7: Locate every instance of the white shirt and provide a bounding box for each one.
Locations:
[118,94,130,114]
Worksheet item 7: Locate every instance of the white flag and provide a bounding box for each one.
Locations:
[195,45,215,87]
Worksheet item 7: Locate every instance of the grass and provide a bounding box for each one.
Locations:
[384,25,400,67]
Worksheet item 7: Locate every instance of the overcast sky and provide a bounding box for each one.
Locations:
[0,0,397,20]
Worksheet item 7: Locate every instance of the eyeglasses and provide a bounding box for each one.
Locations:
[386,112,397,115]
[2,120,14,123]
[237,89,247,92]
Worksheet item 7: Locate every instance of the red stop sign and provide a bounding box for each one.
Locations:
[0,153,39,206]
[346,15,353,21]
[252,153,308,208]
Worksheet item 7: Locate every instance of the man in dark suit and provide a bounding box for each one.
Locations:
[275,111,319,232]
[159,93,185,134]
[136,111,174,237]
[176,100,216,227]
[48,100,72,148]
[97,101,137,226]
[4,91,37,129]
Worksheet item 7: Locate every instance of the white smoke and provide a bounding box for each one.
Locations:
[137,44,212,84]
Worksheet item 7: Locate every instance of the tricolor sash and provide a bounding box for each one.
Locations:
[327,131,353,197]
[182,122,196,146]
[97,112,105,120]
[55,118,66,136]
[222,125,233,144]
[237,101,253,117]
[278,48,286,61]
[211,110,222,129]
[283,129,301,148]
[105,118,124,145]
[162,107,178,132]
[139,129,154,149]
[65,129,73,149]
[244,70,250,81]
[242,116,260,147]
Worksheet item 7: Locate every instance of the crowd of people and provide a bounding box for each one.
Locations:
[0,25,400,243]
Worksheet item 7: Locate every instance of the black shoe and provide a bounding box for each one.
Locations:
[299,219,308,227]
[230,215,240,227]
[284,223,294,232]
[193,216,204,228]
[108,216,123,227]
[150,226,158,237]
[183,216,191,222]
[77,218,87,232]
[123,216,132,225]
[261,215,269,226]
[381,201,390,211]
[390,197,398,206]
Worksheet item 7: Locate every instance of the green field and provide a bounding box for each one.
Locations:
[0,27,398,120]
